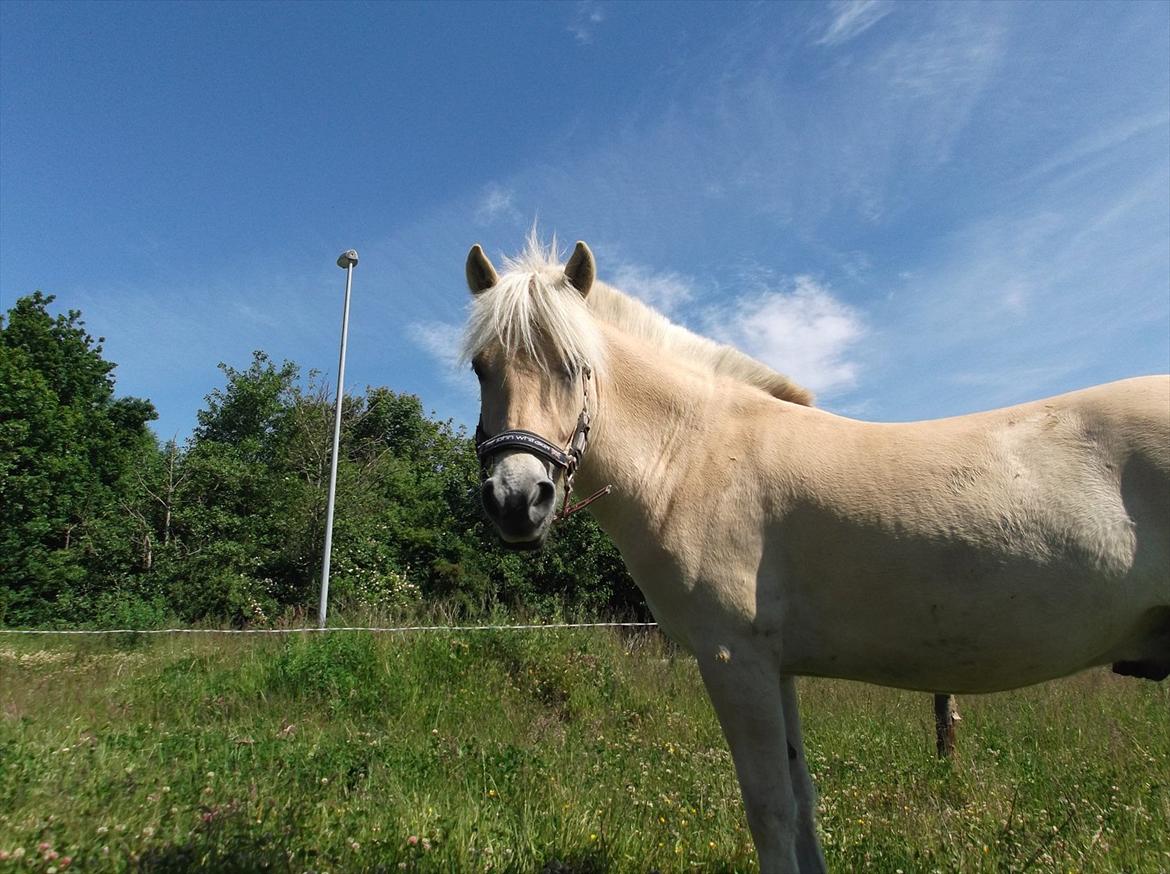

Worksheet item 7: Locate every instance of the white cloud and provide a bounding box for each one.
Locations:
[704,276,866,396]
[816,0,894,47]
[608,262,694,315]
[407,320,467,382]
[568,1,605,45]
[474,184,520,225]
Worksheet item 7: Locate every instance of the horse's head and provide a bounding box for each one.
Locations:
[463,240,599,549]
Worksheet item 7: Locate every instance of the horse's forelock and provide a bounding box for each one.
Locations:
[460,266,606,376]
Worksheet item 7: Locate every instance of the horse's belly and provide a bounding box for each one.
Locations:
[784,632,1104,693]
[779,565,1156,694]
[771,470,1170,692]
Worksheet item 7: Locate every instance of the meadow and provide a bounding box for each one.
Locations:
[1,626,1167,873]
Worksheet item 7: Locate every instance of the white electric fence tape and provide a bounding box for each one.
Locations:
[0,622,659,636]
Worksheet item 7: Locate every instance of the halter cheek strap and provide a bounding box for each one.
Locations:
[474,367,611,522]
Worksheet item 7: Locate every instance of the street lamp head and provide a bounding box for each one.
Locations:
[337,249,359,269]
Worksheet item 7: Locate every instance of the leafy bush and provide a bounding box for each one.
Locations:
[1,294,644,629]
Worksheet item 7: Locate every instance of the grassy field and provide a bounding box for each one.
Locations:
[1,627,1167,873]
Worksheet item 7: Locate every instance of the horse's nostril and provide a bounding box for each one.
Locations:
[534,479,556,508]
[482,480,503,517]
[482,475,555,534]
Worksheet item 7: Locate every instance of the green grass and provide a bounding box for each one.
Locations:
[1,629,1166,873]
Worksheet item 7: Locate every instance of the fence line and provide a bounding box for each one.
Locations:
[0,622,659,637]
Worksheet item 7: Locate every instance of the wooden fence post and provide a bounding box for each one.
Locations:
[934,693,960,758]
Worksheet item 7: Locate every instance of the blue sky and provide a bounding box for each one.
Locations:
[2,0,1167,440]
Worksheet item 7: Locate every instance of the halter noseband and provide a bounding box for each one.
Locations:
[474,366,611,522]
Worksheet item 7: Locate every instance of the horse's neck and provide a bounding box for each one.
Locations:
[575,326,711,539]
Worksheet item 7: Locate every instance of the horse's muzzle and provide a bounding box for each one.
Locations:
[481,473,557,546]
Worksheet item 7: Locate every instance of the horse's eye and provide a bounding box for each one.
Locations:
[471,361,484,380]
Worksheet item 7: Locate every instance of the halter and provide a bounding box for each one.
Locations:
[474,365,612,522]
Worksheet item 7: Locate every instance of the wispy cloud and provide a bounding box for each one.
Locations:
[862,11,1005,168]
[815,0,893,47]
[233,300,284,329]
[874,161,1170,417]
[704,276,866,396]
[608,262,694,316]
[376,2,1165,426]
[875,21,1003,100]
[407,320,467,385]
[1021,110,1170,184]
[474,184,520,225]
[568,1,605,45]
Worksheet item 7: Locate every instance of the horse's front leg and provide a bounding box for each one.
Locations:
[781,676,827,873]
[698,641,800,873]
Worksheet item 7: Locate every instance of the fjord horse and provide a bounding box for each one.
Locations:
[461,237,1169,872]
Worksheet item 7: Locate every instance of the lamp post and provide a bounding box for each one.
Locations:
[318,249,359,628]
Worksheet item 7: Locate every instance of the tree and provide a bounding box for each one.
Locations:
[0,293,158,624]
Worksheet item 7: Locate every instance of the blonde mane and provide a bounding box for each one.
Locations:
[462,235,813,406]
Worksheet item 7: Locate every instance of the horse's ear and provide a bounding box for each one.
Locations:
[564,241,595,298]
[466,244,499,294]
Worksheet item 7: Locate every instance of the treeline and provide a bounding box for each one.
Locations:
[0,292,642,628]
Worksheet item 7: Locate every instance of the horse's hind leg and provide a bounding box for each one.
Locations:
[698,642,801,873]
[1112,658,1170,680]
[1112,607,1170,681]
[781,677,827,873]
